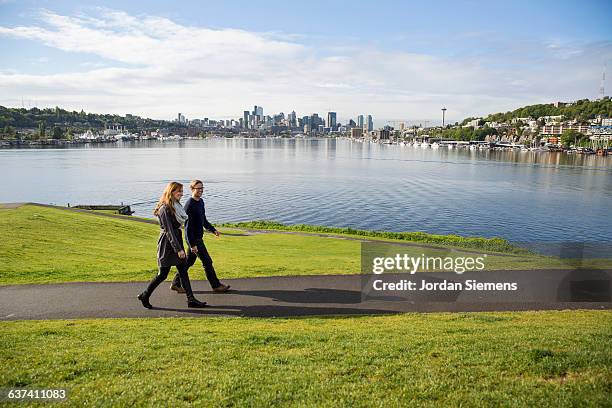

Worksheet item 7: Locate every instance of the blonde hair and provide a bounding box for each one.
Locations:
[153,181,183,216]
[190,179,203,190]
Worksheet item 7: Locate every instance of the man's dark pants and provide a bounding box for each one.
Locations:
[172,240,221,289]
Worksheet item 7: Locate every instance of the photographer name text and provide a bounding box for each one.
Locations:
[372,279,518,291]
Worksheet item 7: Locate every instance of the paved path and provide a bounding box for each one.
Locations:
[2,203,610,320]
[0,271,610,321]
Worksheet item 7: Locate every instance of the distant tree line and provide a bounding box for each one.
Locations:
[0,106,181,139]
[459,117,485,126]
[430,126,498,141]
[483,97,611,123]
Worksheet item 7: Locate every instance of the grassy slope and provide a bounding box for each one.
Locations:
[219,220,528,254]
[0,205,362,284]
[0,311,610,407]
[0,205,608,285]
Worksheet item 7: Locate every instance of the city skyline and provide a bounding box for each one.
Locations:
[180,105,381,131]
[0,0,611,124]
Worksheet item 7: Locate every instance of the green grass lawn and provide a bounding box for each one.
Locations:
[0,205,610,406]
[1,311,610,407]
[0,204,364,284]
[0,204,608,285]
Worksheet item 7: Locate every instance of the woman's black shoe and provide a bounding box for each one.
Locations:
[187,297,207,308]
[138,293,152,309]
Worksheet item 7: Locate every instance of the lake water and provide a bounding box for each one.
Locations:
[1,138,611,243]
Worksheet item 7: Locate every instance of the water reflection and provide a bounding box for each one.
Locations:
[1,138,610,242]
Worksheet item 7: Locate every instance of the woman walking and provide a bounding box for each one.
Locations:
[138,182,207,309]
[170,179,231,294]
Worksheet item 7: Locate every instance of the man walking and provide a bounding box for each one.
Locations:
[170,179,231,293]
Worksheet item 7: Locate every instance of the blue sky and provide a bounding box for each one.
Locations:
[0,0,611,124]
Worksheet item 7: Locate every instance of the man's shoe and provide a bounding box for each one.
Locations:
[187,297,207,308]
[137,293,152,309]
[170,283,186,294]
[213,284,231,293]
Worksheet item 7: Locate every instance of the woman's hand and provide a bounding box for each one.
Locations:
[178,250,186,259]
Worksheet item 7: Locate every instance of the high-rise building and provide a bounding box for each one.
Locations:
[311,113,324,130]
[367,115,374,132]
[288,111,297,128]
[243,111,250,129]
[250,106,263,127]
[301,116,310,130]
[273,113,285,126]
[357,115,364,129]
[327,112,337,130]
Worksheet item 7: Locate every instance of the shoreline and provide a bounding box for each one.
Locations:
[0,136,609,155]
[3,203,610,259]
[0,202,523,254]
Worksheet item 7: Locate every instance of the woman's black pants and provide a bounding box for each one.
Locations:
[171,240,221,289]
[143,261,194,299]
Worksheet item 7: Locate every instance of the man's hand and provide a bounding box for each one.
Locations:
[178,250,186,259]
[214,230,221,238]
[191,246,198,254]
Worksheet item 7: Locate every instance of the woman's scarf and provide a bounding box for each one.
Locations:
[173,200,188,226]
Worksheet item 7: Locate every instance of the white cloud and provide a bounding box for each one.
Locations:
[546,39,584,59]
[0,8,610,122]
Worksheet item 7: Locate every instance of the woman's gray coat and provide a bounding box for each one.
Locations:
[156,204,186,267]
